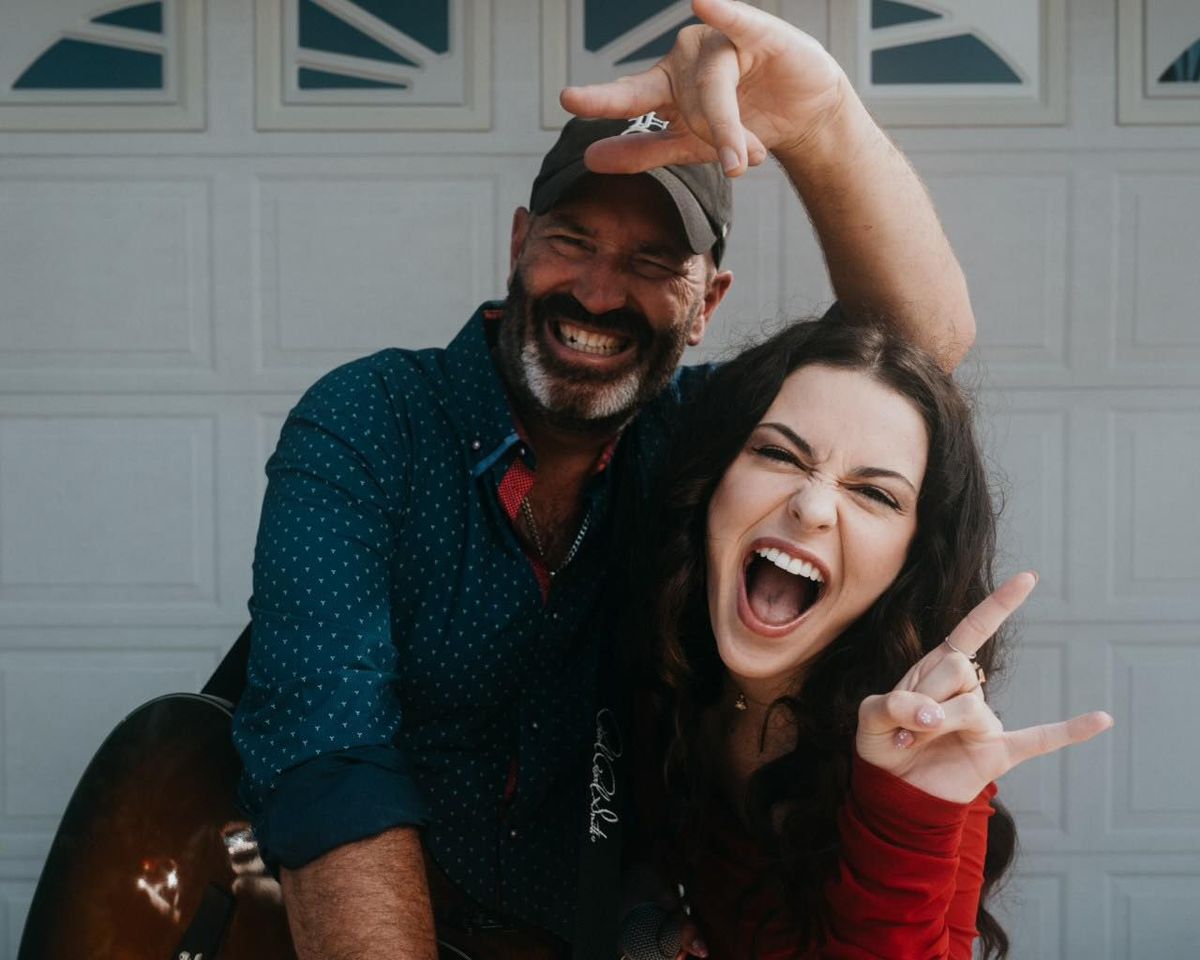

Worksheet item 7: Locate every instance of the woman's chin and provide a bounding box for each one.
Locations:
[715,622,830,692]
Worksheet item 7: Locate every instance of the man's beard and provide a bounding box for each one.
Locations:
[494,271,695,436]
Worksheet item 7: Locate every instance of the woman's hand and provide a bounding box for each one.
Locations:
[558,0,849,176]
[855,572,1113,803]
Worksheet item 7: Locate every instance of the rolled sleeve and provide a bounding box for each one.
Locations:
[232,355,417,861]
[254,745,430,869]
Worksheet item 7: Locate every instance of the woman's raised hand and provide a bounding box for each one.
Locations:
[855,572,1113,803]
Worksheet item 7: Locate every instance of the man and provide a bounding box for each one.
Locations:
[233,2,975,957]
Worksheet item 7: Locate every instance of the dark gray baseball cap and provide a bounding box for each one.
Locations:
[529,115,733,265]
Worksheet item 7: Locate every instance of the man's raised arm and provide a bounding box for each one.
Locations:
[561,0,974,371]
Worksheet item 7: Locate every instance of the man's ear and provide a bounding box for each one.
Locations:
[688,269,733,346]
[508,207,532,284]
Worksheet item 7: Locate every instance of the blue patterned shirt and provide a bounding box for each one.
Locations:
[233,302,712,938]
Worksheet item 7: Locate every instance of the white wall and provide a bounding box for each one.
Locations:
[1,2,1198,956]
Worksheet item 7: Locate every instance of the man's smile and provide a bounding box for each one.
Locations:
[554,319,630,357]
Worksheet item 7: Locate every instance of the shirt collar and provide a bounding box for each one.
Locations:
[443,302,522,475]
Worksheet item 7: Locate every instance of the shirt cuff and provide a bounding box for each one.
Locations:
[254,745,430,870]
[849,752,977,855]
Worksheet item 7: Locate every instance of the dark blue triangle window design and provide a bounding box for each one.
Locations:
[615,16,700,65]
[872,33,1020,84]
[1159,39,1200,83]
[352,1,448,54]
[14,38,163,89]
[299,0,416,66]
[299,68,407,89]
[91,2,163,34]
[872,0,942,29]
[585,0,679,53]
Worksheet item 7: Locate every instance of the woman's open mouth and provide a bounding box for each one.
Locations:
[738,541,828,636]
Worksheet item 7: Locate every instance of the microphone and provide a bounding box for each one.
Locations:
[619,901,683,960]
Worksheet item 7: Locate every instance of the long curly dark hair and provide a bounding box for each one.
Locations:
[638,311,1016,958]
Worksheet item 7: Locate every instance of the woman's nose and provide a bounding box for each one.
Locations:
[788,479,837,532]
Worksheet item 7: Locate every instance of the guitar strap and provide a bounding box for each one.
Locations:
[571,625,626,960]
[570,428,649,960]
[203,622,252,705]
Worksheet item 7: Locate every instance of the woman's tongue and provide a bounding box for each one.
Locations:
[747,560,810,625]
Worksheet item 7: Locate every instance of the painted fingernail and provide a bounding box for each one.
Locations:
[917,705,944,727]
[720,146,740,175]
[692,937,709,957]
[894,728,915,748]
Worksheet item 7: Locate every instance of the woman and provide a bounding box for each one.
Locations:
[632,315,1110,959]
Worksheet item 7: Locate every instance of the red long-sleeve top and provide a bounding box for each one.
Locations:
[679,754,997,960]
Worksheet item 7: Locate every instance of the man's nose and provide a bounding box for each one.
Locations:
[569,257,630,317]
[788,479,838,532]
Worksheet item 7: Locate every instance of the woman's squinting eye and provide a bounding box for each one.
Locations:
[855,486,901,510]
[752,444,801,466]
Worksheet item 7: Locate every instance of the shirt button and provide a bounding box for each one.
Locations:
[470,439,481,451]
[518,445,528,457]
[509,828,519,840]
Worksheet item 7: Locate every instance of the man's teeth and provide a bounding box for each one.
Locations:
[557,320,626,356]
[755,547,823,583]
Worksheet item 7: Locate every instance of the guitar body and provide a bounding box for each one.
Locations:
[18,694,566,960]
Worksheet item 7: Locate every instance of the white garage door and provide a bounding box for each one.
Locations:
[1,2,1198,957]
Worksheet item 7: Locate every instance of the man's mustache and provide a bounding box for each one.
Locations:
[532,294,650,344]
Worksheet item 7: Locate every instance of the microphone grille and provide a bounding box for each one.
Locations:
[619,901,682,960]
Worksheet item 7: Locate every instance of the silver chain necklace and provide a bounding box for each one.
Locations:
[520,496,592,578]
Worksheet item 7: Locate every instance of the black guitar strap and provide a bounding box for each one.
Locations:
[570,427,650,960]
[571,628,626,960]
[203,623,252,705]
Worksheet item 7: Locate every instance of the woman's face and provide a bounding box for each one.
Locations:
[706,364,929,694]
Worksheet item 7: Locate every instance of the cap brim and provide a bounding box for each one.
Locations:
[644,168,718,256]
[531,162,717,256]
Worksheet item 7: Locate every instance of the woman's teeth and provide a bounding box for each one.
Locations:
[755,546,823,583]
[557,320,627,356]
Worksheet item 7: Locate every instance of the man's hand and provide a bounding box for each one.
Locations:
[560,0,845,177]
[559,0,976,370]
[856,572,1114,803]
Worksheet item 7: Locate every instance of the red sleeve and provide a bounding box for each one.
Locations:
[945,783,997,958]
[817,755,992,960]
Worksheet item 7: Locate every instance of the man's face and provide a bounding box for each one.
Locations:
[497,174,730,435]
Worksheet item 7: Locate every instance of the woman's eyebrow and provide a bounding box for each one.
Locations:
[759,422,815,458]
[759,422,917,495]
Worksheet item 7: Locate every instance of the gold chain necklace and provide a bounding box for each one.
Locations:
[520,496,592,578]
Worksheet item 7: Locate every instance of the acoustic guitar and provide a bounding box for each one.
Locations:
[18,692,567,960]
